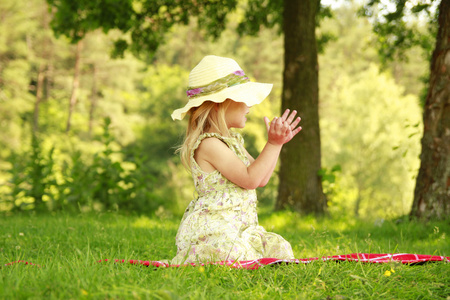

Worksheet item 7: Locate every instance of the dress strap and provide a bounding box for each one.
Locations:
[191,133,234,159]
[191,132,249,171]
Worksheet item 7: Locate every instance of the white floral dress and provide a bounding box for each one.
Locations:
[171,132,294,264]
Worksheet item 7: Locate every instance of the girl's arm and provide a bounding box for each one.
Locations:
[243,146,277,187]
[244,110,301,187]
[197,110,301,190]
[242,147,274,188]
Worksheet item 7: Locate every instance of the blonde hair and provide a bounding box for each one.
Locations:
[178,99,233,171]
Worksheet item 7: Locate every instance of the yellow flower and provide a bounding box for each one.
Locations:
[384,268,395,277]
[199,266,205,273]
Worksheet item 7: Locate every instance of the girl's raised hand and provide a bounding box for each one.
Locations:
[264,109,302,145]
[281,109,302,144]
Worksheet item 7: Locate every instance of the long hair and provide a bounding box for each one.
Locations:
[177,99,232,172]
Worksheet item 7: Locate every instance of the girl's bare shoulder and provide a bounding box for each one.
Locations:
[196,137,229,155]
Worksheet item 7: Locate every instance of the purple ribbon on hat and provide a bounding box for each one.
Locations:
[186,70,250,99]
[186,88,203,97]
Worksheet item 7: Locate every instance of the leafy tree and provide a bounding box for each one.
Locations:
[361,0,449,220]
[6,134,57,211]
[322,64,422,218]
[319,4,423,219]
[241,0,330,213]
[0,0,433,218]
[45,0,329,215]
[0,0,155,212]
[0,0,35,157]
[277,0,326,213]
[46,0,239,62]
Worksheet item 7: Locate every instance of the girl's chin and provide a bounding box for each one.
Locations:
[229,119,247,129]
[231,124,245,129]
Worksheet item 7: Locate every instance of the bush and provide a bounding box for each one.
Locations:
[1,118,160,213]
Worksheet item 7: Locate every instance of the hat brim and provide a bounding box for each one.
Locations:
[171,82,273,120]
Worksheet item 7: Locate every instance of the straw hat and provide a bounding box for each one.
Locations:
[171,55,273,120]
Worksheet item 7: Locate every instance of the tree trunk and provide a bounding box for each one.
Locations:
[354,188,362,218]
[276,0,326,214]
[66,40,82,133]
[33,6,51,133]
[45,55,53,101]
[33,63,46,133]
[410,0,450,220]
[89,64,98,137]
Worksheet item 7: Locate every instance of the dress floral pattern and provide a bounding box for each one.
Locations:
[171,132,294,264]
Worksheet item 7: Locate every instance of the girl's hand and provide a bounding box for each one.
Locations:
[264,109,302,145]
[280,109,302,144]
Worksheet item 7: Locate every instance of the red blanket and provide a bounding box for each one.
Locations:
[101,253,449,270]
[6,253,449,269]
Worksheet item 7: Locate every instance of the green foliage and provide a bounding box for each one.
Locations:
[318,4,426,219]
[47,0,135,41]
[46,0,336,62]
[57,118,159,213]
[237,0,335,51]
[319,165,342,185]
[359,0,438,65]
[59,150,95,209]
[5,135,57,211]
[0,0,35,158]
[82,118,152,212]
[126,64,192,214]
[0,119,160,213]
[0,0,432,219]
[47,0,239,61]
[321,64,422,218]
[237,0,284,35]
[318,164,342,197]
[1,213,448,299]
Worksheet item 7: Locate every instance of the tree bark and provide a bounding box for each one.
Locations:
[33,63,46,133]
[276,0,326,214]
[45,56,53,101]
[89,64,98,137]
[354,189,362,218]
[66,40,82,133]
[33,6,51,133]
[410,0,450,220]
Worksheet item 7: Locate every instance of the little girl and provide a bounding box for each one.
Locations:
[171,55,302,264]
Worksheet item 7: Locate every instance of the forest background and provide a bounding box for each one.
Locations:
[0,0,431,219]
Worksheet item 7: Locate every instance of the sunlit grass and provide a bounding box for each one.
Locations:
[1,212,448,299]
[131,215,178,230]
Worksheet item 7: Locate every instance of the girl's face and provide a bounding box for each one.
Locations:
[224,100,250,129]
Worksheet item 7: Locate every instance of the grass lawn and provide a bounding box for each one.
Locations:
[1,211,448,299]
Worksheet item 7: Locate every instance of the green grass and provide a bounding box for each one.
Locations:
[1,211,449,299]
